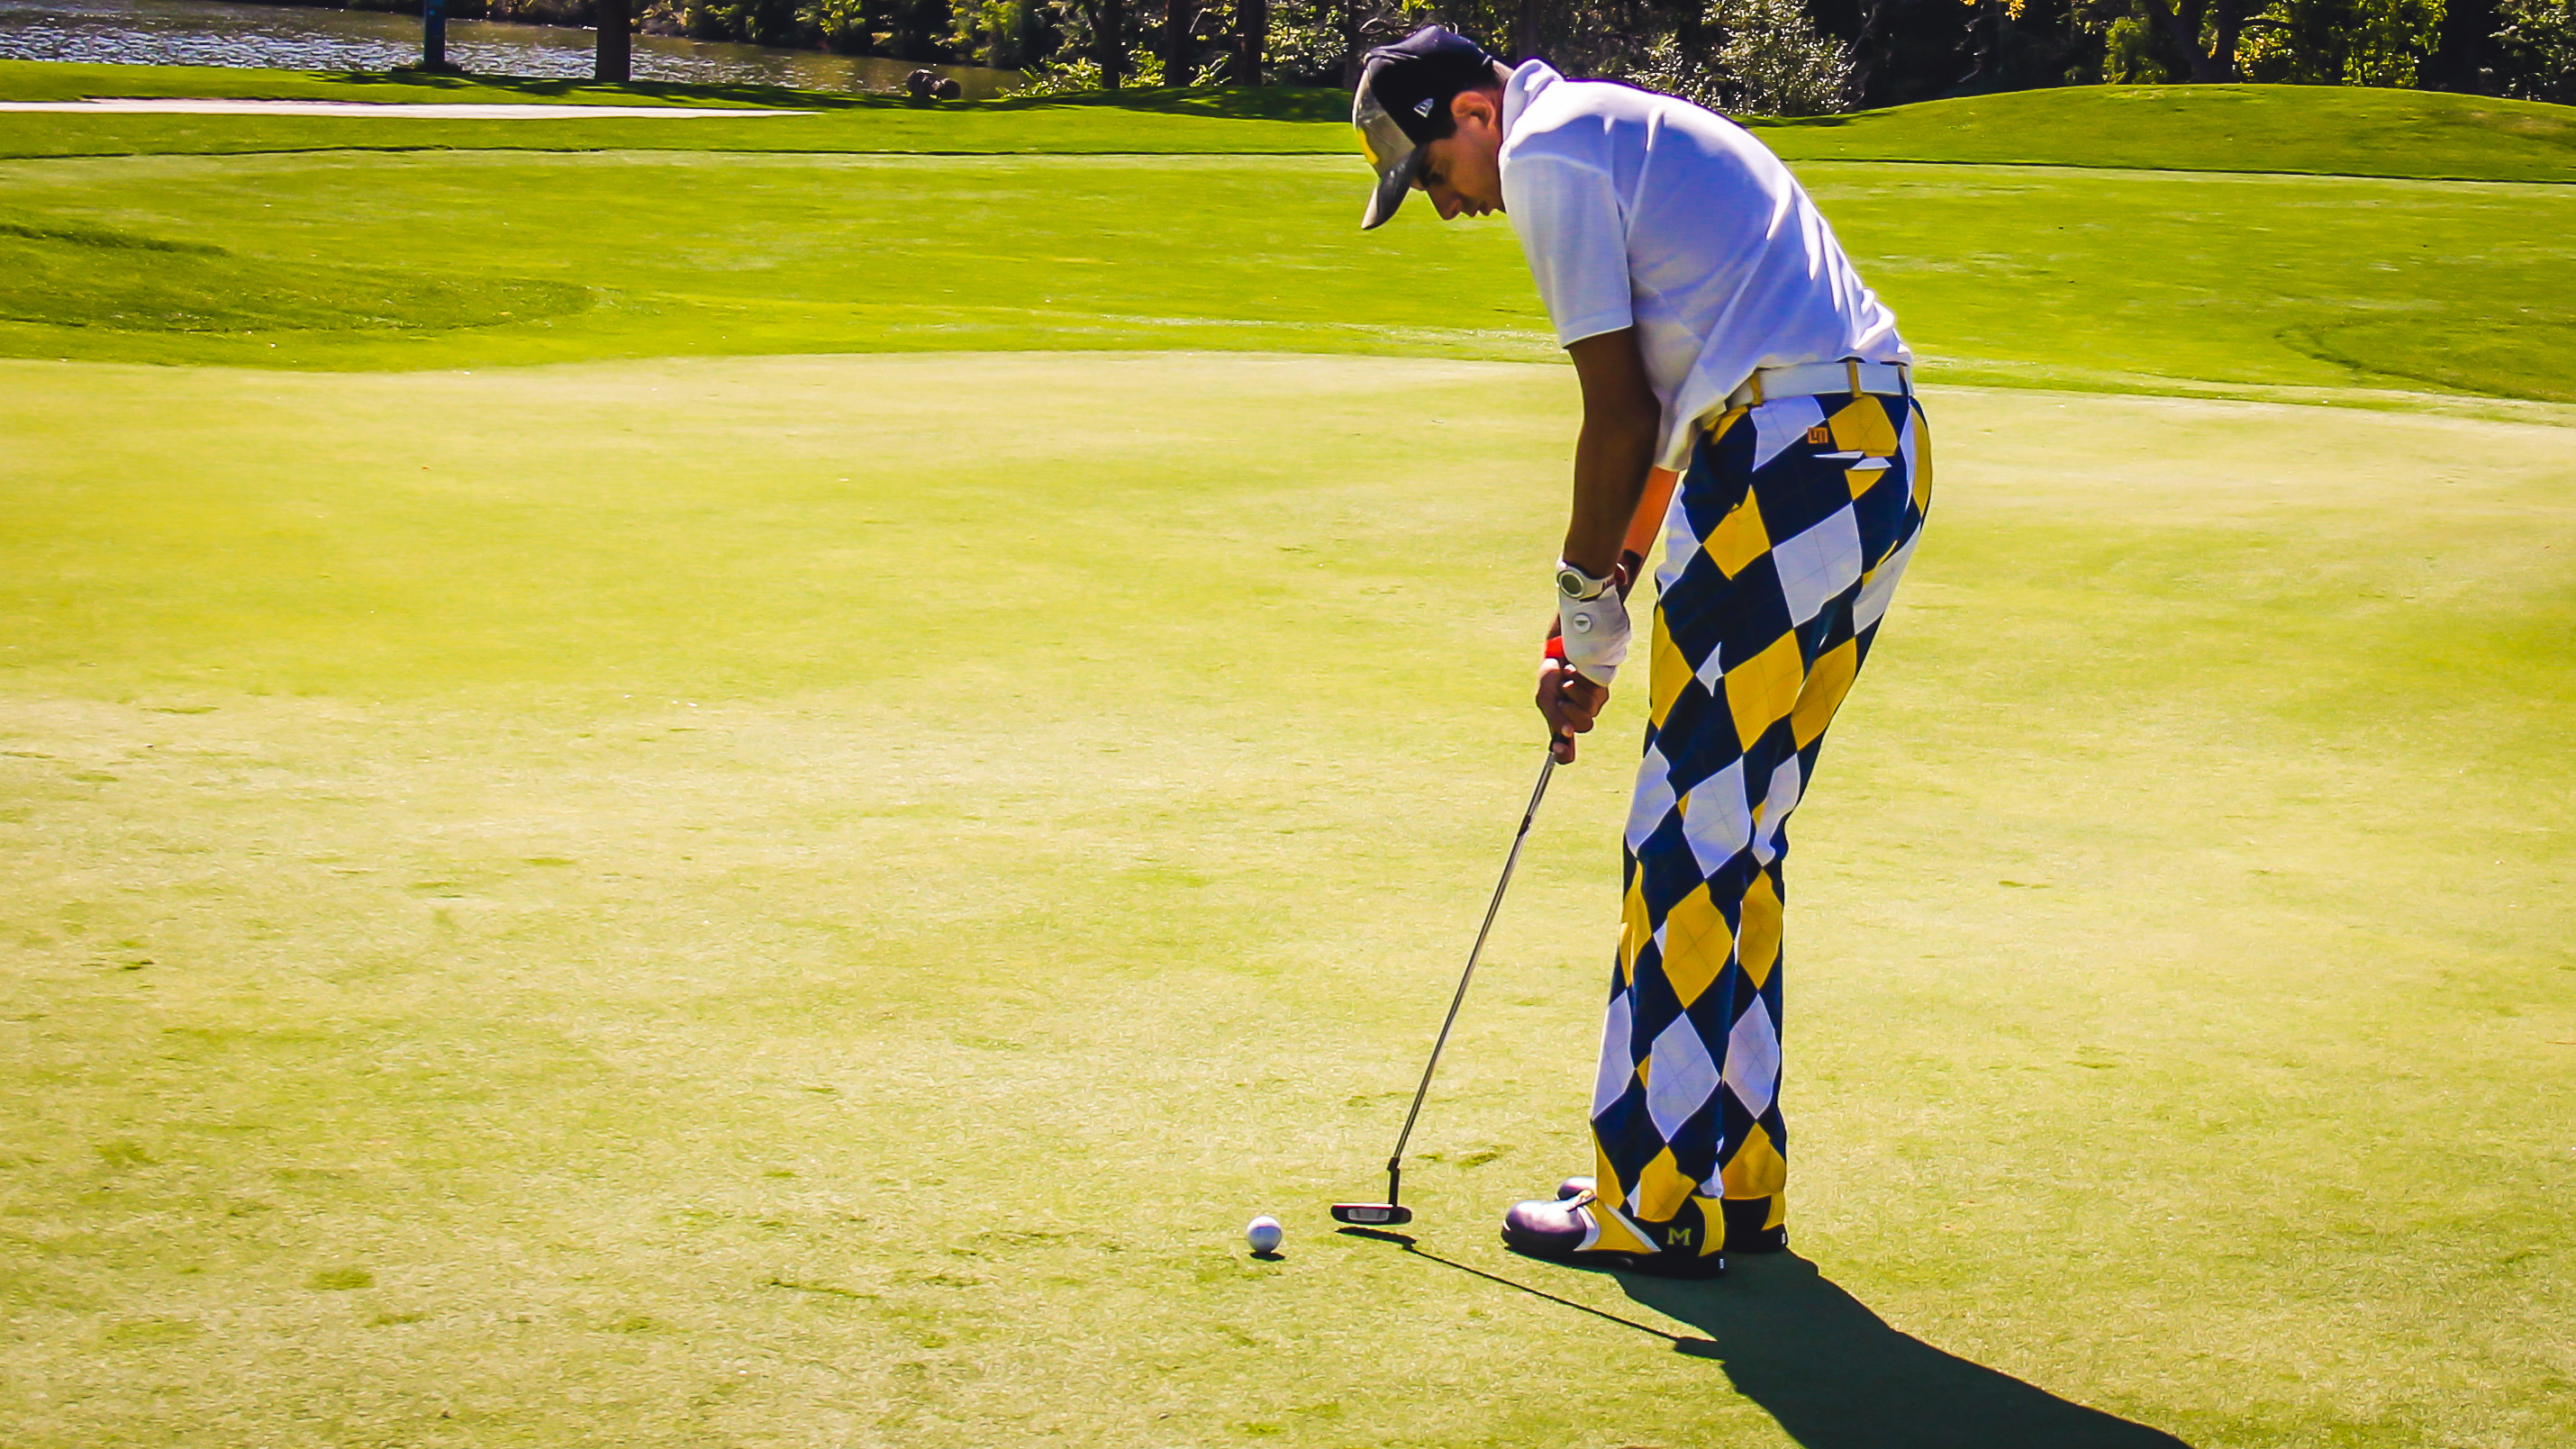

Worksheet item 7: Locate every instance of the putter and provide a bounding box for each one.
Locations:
[1333,738,1559,1227]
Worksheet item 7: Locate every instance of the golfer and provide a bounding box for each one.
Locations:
[1353,27,1929,1274]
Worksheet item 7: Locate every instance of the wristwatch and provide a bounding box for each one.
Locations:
[1555,561,1614,601]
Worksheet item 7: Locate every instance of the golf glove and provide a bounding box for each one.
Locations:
[1556,578,1629,687]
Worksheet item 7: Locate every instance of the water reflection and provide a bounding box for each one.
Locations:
[0,0,1020,95]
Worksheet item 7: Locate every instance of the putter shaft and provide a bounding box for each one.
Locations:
[1380,741,1558,1207]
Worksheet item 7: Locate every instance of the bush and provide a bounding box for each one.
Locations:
[1637,0,1855,116]
[2235,0,2445,85]
[948,0,1051,68]
[2345,0,2444,83]
[635,0,811,46]
[2102,13,2168,81]
[1011,54,1105,90]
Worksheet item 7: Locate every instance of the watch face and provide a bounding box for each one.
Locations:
[1556,567,1589,598]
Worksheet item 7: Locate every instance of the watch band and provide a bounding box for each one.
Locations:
[1556,561,1613,601]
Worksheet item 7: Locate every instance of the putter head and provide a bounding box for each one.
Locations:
[1329,1202,1413,1227]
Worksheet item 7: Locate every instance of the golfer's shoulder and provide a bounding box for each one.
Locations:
[1503,75,1642,166]
[1507,77,1763,177]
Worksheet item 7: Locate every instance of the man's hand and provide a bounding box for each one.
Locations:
[1537,547,1653,763]
[1537,657,1610,763]
[1556,578,1630,686]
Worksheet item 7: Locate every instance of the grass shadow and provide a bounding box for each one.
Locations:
[336,69,896,109]
[1353,1232,2189,1449]
[971,86,1347,121]
[1337,1228,1698,1343]
[1740,111,1871,130]
[1620,1254,2193,1449]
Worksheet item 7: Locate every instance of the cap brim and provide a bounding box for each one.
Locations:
[1361,148,1424,231]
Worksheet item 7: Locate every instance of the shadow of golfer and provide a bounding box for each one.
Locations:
[1344,1229,2191,1448]
[1619,1254,2193,1449]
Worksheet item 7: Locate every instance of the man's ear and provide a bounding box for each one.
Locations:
[1450,87,1501,131]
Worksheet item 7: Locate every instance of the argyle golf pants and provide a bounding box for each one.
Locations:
[1583,388,1930,1263]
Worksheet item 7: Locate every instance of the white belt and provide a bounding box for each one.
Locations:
[1725,359,1911,411]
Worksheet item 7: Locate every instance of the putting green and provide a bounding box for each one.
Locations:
[4,351,2571,1448]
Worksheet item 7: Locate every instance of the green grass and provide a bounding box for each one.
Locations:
[0,60,1357,161]
[4,61,2570,186]
[1761,84,2576,185]
[0,57,1355,119]
[5,354,2571,1449]
[3,59,2574,1449]
[1,65,2570,404]
[1,146,2573,403]
[0,209,585,332]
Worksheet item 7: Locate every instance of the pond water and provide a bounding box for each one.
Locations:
[0,0,1020,95]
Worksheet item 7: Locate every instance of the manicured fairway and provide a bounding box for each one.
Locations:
[5,149,2575,403]
[6,60,2571,186]
[4,63,2574,1449]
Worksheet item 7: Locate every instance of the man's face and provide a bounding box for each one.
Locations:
[1415,90,1505,220]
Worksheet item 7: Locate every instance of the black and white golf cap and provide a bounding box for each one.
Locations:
[1352,25,1503,231]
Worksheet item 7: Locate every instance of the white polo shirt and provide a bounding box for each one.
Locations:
[1498,61,1909,468]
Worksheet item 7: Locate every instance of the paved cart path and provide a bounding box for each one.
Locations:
[0,96,809,115]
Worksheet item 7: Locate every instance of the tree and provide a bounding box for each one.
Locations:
[2349,0,2445,80]
[1235,0,1269,81]
[2147,0,2247,78]
[1057,0,1130,83]
[2064,0,2242,81]
[2493,0,2576,96]
[2236,0,2447,82]
[948,0,1050,68]
[596,0,632,78]
[2420,0,2498,87]
[1166,0,1197,82]
[2100,12,2167,76]
[1256,0,1410,84]
[1640,0,1857,112]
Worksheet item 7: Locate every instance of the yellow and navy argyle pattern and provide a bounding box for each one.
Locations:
[1582,389,1931,1262]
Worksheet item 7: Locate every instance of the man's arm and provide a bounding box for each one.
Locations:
[1561,328,1663,575]
[1539,326,1664,763]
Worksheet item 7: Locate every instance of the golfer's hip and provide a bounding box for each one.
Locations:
[1720,358,1913,413]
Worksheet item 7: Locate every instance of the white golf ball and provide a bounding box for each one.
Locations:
[1246,1215,1283,1254]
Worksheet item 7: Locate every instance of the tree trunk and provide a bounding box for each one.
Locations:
[2146,0,2229,80]
[2422,0,2495,90]
[1102,0,1124,88]
[1165,0,1193,86]
[1510,0,1539,60]
[1233,0,1265,85]
[1955,0,1996,92]
[2208,0,2243,79]
[1674,0,1713,77]
[594,0,630,82]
